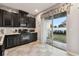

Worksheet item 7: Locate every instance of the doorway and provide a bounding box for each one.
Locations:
[45,12,67,50]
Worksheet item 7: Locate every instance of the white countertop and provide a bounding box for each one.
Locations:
[5,33,20,35]
[0,35,5,45]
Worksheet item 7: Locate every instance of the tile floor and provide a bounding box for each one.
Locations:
[4,41,68,56]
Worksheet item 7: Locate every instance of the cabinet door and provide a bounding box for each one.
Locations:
[12,13,20,27]
[27,17,36,28]
[5,35,20,48]
[30,33,37,42]
[6,37,14,48]
[14,35,20,46]
[20,17,26,27]
[0,46,3,56]
[3,11,12,27]
[0,45,4,56]
[0,9,3,27]
[6,35,14,48]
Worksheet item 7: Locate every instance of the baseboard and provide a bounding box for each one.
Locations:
[67,51,79,56]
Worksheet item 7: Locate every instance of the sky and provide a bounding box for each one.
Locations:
[53,16,67,27]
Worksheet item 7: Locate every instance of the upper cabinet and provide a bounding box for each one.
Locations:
[19,16,27,27]
[0,9,36,28]
[3,10,12,27]
[0,9,2,27]
[12,13,20,27]
[27,17,36,28]
[19,10,28,27]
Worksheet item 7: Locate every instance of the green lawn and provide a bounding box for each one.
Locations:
[53,34,66,43]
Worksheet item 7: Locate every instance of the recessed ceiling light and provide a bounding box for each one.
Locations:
[34,9,39,13]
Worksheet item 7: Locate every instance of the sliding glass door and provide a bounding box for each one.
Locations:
[51,12,67,50]
[46,12,67,50]
[53,16,67,43]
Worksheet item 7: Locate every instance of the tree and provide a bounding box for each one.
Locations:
[58,24,64,28]
[54,26,57,28]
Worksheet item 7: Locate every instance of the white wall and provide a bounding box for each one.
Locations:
[67,4,79,55]
[35,13,42,41]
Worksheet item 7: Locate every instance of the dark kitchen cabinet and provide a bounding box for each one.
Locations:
[0,45,5,56]
[20,32,30,45]
[0,45,3,56]
[3,10,12,27]
[19,10,28,27]
[2,10,20,27]
[27,17,36,28]
[6,37,14,48]
[20,16,27,27]
[0,45,2,56]
[4,32,37,49]
[0,9,36,27]
[0,9,3,27]
[12,13,20,27]
[20,32,37,45]
[30,33,37,42]
[5,35,15,48]
[5,34,20,49]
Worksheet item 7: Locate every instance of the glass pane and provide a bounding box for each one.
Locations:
[53,16,67,43]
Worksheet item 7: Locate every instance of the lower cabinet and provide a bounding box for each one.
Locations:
[5,34,20,49]
[20,32,31,45]
[4,33,37,49]
[30,33,37,42]
[20,32,37,45]
[0,45,3,56]
[0,45,5,56]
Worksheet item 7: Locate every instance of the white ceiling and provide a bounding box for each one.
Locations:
[2,3,55,15]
